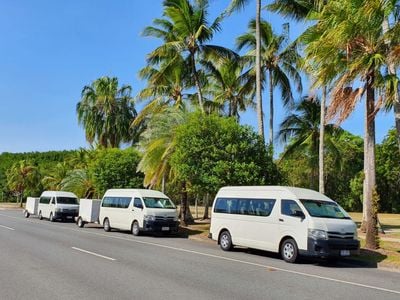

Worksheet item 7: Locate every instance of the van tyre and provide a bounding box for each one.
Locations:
[132,221,140,236]
[38,211,43,220]
[219,231,233,251]
[281,238,298,263]
[49,212,55,222]
[103,218,111,232]
[77,217,84,228]
[24,210,30,218]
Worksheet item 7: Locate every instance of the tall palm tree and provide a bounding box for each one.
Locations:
[61,169,95,199]
[202,57,255,119]
[6,160,41,207]
[77,77,138,148]
[143,0,232,113]
[237,19,302,152]
[278,96,342,190]
[302,0,400,249]
[137,107,193,225]
[226,0,264,141]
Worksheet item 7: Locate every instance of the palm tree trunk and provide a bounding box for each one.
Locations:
[269,69,274,152]
[191,53,204,113]
[319,87,326,194]
[395,102,400,153]
[255,0,264,141]
[364,72,378,249]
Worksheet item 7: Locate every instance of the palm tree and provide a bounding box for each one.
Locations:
[202,57,255,119]
[137,107,193,225]
[77,76,139,148]
[237,19,302,152]
[6,160,41,207]
[143,0,232,113]
[41,162,69,190]
[61,169,95,199]
[226,0,264,141]
[302,0,400,249]
[278,96,342,190]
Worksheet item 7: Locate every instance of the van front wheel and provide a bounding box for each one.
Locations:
[38,211,43,220]
[132,221,140,236]
[219,231,232,251]
[281,238,298,263]
[49,212,55,222]
[103,218,111,232]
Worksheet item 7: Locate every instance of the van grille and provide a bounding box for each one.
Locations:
[327,231,354,240]
[155,216,175,221]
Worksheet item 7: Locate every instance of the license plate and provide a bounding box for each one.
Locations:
[340,250,350,256]
[161,227,169,231]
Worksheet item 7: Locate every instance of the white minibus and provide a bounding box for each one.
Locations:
[38,191,79,222]
[209,186,359,263]
[99,189,179,235]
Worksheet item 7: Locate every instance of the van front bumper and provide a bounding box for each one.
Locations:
[142,220,179,233]
[301,238,360,257]
[54,211,79,219]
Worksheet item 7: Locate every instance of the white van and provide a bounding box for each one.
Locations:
[38,191,79,222]
[99,189,179,235]
[210,186,359,263]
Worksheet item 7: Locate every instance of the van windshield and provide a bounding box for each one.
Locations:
[300,199,351,219]
[143,197,175,209]
[57,197,78,205]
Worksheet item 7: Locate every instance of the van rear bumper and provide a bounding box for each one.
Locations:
[301,238,360,257]
[142,220,179,233]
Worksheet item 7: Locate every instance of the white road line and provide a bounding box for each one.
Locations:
[0,224,15,231]
[71,247,116,261]
[1,212,400,295]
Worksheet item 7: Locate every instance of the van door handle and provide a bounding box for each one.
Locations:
[279,218,284,222]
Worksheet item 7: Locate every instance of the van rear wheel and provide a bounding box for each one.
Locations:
[103,218,111,232]
[281,238,298,263]
[132,221,140,236]
[219,231,232,251]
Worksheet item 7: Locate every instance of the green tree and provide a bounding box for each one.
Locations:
[237,19,302,151]
[90,148,144,197]
[61,169,96,199]
[77,76,139,148]
[6,160,41,207]
[41,162,70,190]
[171,112,280,218]
[278,96,342,190]
[302,0,400,249]
[143,0,232,112]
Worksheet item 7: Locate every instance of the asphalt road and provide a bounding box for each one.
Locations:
[1,209,399,300]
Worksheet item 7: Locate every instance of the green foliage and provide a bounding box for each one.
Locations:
[376,129,400,213]
[89,148,144,196]
[171,112,281,196]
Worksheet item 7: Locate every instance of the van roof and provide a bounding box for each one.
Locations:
[103,189,169,198]
[218,186,333,202]
[40,191,78,198]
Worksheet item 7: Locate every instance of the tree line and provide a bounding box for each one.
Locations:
[2,0,400,250]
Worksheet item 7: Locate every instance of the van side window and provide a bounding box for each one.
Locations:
[134,198,143,208]
[40,196,51,204]
[214,198,276,216]
[281,200,303,217]
[102,197,132,208]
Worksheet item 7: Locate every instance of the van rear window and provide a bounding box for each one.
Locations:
[214,198,276,216]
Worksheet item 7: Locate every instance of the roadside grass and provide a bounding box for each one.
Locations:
[0,202,22,209]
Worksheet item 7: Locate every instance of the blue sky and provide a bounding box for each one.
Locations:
[0,0,395,154]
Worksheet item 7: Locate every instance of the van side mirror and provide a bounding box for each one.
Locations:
[293,210,305,219]
[134,203,143,209]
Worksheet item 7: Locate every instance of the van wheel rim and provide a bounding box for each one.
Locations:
[283,243,294,259]
[133,223,139,234]
[221,235,229,248]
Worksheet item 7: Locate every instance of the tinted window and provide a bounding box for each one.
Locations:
[214,198,276,216]
[281,200,303,217]
[40,196,51,204]
[57,197,78,205]
[102,197,132,208]
[134,198,143,208]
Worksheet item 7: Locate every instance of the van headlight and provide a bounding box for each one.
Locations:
[308,229,328,240]
[144,215,155,222]
[55,208,63,212]
[354,229,358,239]
[173,216,179,222]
